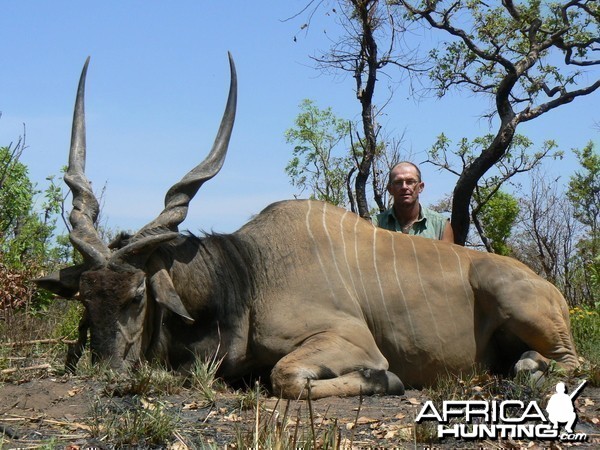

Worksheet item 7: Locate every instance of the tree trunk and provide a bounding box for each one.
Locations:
[353,0,380,219]
[451,119,518,245]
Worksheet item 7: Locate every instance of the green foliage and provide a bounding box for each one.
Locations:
[570,304,600,366]
[476,189,519,255]
[0,145,64,268]
[285,99,352,207]
[0,142,70,312]
[0,146,41,267]
[571,238,600,305]
[568,142,600,234]
[51,301,83,341]
[0,146,34,234]
[567,142,600,304]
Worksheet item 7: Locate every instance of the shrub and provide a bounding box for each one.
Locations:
[570,304,600,385]
[0,261,32,315]
[571,305,600,362]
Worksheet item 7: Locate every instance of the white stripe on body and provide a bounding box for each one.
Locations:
[304,201,338,305]
[408,238,444,359]
[451,245,474,316]
[391,231,417,342]
[352,210,375,321]
[320,203,364,319]
[338,210,368,321]
[433,243,459,339]
[372,227,401,351]
[390,229,422,378]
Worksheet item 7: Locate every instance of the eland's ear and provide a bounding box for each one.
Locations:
[149,268,194,324]
[34,264,86,298]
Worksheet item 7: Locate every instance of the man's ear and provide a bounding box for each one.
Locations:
[34,264,86,298]
[148,268,194,324]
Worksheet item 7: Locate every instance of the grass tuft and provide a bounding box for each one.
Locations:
[87,395,178,447]
[187,350,226,406]
[100,361,183,397]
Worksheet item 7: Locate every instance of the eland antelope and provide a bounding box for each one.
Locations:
[36,55,579,399]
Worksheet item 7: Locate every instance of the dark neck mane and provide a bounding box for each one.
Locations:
[158,232,257,326]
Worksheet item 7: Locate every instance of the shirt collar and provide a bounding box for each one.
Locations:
[388,205,426,225]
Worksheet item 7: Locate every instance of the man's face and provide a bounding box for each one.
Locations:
[388,164,424,208]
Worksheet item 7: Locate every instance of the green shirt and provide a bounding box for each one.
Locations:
[372,206,449,240]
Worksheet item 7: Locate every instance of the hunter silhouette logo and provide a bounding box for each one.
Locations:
[415,379,588,442]
[546,380,586,434]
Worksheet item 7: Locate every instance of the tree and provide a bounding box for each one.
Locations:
[568,142,599,239]
[567,142,599,304]
[0,143,61,269]
[398,0,600,245]
[428,132,561,250]
[285,99,352,206]
[297,0,422,218]
[0,139,64,312]
[476,188,519,255]
[0,140,32,246]
[511,168,582,302]
[511,146,599,307]
[370,131,409,210]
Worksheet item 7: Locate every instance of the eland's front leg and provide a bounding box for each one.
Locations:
[269,330,404,399]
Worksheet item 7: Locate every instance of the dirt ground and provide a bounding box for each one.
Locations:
[0,367,599,449]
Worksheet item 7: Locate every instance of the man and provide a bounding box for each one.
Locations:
[373,162,454,243]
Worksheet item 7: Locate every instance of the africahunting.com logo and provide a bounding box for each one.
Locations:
[415,380,588,443]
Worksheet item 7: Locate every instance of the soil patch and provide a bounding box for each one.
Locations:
[0,371,598,449]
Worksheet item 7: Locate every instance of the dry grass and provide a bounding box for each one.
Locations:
[0,300,78,380]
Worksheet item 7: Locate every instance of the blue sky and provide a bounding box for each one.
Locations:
[1,2,598,234]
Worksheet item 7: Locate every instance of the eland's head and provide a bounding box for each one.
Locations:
[36,55,237,370]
